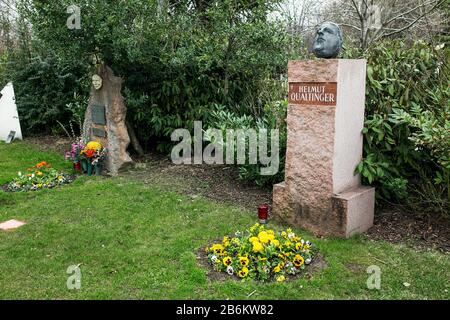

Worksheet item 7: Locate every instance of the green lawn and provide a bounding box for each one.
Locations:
[0,141,449,299]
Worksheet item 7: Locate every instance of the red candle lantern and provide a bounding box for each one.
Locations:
[73,162,82,172]
[258,204,269,224]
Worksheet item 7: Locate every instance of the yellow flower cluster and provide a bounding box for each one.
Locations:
[85,141,102,150]
[205,223,315,282]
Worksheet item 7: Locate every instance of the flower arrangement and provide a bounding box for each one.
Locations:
[205,223,315,282]
[6,161,74,192]
[65,140,85,164]
[79,141,107,175]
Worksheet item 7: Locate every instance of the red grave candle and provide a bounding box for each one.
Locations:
[73,162,82,172]
[258,204,269,224]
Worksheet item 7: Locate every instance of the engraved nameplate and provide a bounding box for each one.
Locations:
[289,82,337,106]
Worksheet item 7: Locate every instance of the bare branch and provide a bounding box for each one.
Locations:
[382,0,439,27]
[340,23,362,31]
[383,0,445,37]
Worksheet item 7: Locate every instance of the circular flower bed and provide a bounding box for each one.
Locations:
[205,223,316,282]
[6,161,74,192]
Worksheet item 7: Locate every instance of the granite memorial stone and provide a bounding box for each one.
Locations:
[83,65,133,175]
[273,58,375,238]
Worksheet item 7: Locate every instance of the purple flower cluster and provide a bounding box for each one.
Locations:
[65,141,86,163]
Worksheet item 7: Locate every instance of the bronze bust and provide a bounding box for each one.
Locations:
[313,22,343,59]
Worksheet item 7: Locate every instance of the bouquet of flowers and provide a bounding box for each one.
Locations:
[65,140,85,169]
[80,141,107,175]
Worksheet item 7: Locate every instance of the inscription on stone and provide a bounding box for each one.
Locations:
[92,128,106,138]
[92,105,106,125]
[289,82,337,106]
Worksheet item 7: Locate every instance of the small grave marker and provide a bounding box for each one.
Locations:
[0,219,26,231]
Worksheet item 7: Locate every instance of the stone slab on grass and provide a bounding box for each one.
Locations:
[0,219,26,231]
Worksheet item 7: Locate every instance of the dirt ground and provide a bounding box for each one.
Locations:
[25,136,450,253]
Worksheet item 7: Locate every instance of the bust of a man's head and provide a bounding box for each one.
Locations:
[92,74,103,90]
[313,22,343,59]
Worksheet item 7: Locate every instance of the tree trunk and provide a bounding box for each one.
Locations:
[126,120,144,156]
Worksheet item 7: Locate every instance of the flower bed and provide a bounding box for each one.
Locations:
[6,161,74,192]
[205,223,315,282]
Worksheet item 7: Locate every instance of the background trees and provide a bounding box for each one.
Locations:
[321,0,449,49]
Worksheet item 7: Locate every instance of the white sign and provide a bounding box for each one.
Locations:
[0,82,23,142]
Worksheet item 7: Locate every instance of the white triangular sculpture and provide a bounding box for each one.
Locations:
[0,82,22,143]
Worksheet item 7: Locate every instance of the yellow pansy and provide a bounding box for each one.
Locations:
[276,275,286,282]
[273,264,282,273]
[258,231,270,243]
[223,256,232,266]
[293,254,305,268]
[249,236,259,244]
[258,231,273,244]
[252,241,264,253]
[239,257,249,267]
[270,239,280,247]
[37,171,43,177]
[238,267,249,278]
[222,236,230,247]
[211,244,224,255]
[284,241,292,248]
[295,242,303,251]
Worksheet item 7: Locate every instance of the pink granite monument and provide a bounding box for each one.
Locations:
[273,59,375,238]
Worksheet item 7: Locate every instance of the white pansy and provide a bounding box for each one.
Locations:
[226,266,234,275]
[305,258,312,265]
[211,255,218,263]
[288,233,295,240]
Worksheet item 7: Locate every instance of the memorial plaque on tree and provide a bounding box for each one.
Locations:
[91,105,106,125]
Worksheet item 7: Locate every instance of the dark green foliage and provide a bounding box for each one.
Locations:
[204,100,287,187]
[16,0,296,150]
[354,41,449,215]
[2,52,89,134]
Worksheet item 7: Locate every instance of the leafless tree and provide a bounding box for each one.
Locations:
[322,0,449,50]
[274,0,323,36]
[0,0,19,53]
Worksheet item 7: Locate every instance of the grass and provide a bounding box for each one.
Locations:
[0,140,449,299]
